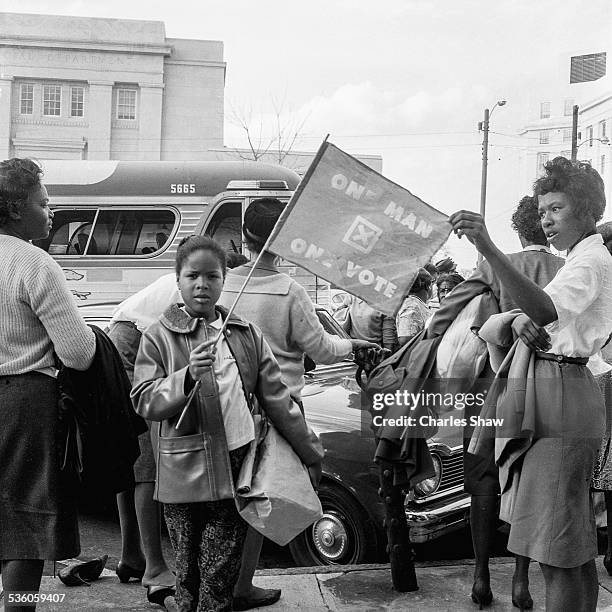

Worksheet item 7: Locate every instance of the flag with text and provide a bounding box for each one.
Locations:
[268,141,452,317]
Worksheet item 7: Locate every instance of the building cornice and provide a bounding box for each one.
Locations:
[0,37,172,56]
[518,119,572,135]
[579,93,612,114]
[12,137,86,151]
[164,59,226,68]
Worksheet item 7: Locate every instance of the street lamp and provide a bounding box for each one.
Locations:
[477,100,506,264]
[575,136,610,155]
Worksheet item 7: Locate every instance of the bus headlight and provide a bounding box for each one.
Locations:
[413,454,442,497]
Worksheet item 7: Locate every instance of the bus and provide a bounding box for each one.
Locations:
[35,160,329,304]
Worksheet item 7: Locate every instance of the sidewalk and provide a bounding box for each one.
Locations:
[3,557,612,611]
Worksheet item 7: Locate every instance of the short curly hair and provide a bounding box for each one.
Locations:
[175,235,227,277]
[0,158,43,227]
[511,195,547,245]
[533,156,605,223]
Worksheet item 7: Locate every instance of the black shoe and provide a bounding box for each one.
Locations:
[116,561,145,583]
[147,585,176,608]
[58,555,108,587]
[233,588,281,611]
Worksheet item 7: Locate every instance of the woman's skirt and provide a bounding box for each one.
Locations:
[0,372,79,559]
[506,360,605,568]
[592,370,612,491]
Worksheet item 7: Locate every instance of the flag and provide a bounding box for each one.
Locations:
[268,141,452,317]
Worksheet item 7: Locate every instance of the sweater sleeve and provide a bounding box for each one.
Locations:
[24,252,96,370]
[289,283,352,364]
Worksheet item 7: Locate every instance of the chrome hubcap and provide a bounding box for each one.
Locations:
[312,512,348,561]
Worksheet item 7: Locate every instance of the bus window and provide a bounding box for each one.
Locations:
[205,201,242,253]
[132,211,175,255]
[34,208,176,256]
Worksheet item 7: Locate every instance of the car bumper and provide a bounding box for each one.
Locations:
[405,492,470,543]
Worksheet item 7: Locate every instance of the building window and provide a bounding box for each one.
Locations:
[71,87,84,117]
[537,153,549,173]
[42,85,61,116]
[117,89,137,120]
[563,128,572,143]
[20,84,33,115]
[600,120,607,140]
[540,102,551,119]
[564,99,574,116]
[540,130,550,144]
[600,155,606,176]
[570,52,607,83]
[587,125,594,146]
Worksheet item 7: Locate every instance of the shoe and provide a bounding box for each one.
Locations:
[511,577,533,610]
[604,551,612,576]
[116,561,145,583]
[233,588,281,611]
[470,580,493,610]
[147,585,176,607]
[58,555,108,587]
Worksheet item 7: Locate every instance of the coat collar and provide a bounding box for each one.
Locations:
[160,303,250,334]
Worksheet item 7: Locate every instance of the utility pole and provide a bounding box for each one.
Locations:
[571,104,579,161]
[478,107,490,266]
[477,100,506,265]
[479,108,490,220]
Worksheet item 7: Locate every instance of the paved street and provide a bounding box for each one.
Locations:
[42,506,515,580]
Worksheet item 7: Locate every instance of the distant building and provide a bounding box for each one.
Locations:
[518,47,612,221]
[0,12,226,160]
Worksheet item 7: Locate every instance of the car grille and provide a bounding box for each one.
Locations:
[438,453,464,493]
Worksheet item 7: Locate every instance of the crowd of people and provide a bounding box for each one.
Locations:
[0,154,611,612]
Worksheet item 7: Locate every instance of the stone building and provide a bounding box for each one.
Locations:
[0,12,225,160]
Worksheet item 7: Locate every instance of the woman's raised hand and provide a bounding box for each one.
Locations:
[448,210,494,255]
[189,338,217,380]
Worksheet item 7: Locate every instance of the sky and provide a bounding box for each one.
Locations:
[3,0,612,271]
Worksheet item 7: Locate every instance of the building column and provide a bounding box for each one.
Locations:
[0,76,14,159]
[87,80,113,160]
[139,83,164,160]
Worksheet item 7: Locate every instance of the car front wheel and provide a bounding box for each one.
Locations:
[288,482,377,566]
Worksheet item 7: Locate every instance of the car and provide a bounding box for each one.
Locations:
[79,301,470,566]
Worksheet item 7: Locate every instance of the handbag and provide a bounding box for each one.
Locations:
[235,414,323,546]
[154,365,234,504]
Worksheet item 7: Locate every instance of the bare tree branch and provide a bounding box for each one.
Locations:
[228,95,309,164]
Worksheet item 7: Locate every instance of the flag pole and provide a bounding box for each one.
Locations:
[175,136,330,429]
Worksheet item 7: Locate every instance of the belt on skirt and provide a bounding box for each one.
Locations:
[535,351,588,366]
